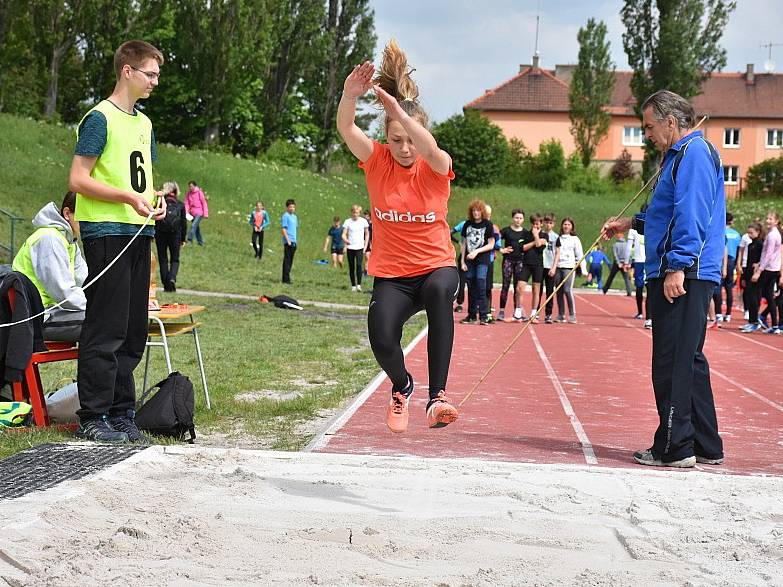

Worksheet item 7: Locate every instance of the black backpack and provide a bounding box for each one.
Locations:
[157,199,183,233]
[135,372,196,443]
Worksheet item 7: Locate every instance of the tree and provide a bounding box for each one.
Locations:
[610,149,637,183]
[621,0,736,175]
[569,18,614,168]
[745,156,783,198]
[525,140,567,191]
[306,0,375,172]
[432,111,509,188]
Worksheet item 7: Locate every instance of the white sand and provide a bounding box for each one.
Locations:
[1,446,782,586]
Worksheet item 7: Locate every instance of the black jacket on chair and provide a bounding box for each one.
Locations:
[0,271,46,385]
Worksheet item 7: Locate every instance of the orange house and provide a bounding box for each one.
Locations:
[465,62,783,197]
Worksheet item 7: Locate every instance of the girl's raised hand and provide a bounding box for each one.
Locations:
[344,61,374,99]
[373,84,405,122]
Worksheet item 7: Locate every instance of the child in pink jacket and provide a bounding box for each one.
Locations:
[185,180,209,246]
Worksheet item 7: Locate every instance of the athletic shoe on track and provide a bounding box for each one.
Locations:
[497,309,505,321]
[426,392,458,429]
[634,313,643,319]
[707,321,719,330]
[633,448,695,468]
[554,316,566,323]
[386,391,410,433]
[479,316,493,325]
[740,323,760,333]
[544,316,553,324]
[568,316,577,324]
[695,455,724,465]
[644,319,652,329]
[460,316,477,324]
[454,305,463,313]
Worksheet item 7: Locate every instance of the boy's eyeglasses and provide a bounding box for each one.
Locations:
[130,65,160,81]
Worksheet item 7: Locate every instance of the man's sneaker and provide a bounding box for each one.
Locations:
[544,316,553,324]
[696,455,724,465]
[497,309,506,321]
[426,391,458,429]
[644,319,653,329]
[454,305,463,313]
[108,410,151,444]
[633,448,695,468]
[460,316,477,324]
[741,323,761,333]
[75,415,129,443]
[386,392,410,433]
[633,313,643,319]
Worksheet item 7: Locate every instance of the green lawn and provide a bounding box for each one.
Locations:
[1,113,780,456]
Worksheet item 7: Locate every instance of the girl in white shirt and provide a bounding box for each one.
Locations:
[549,217,586,323]
[342,204,370,291]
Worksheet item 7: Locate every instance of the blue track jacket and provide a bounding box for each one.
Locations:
[642,131,725,284]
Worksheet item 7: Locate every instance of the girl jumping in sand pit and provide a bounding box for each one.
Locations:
[336,40,460,434]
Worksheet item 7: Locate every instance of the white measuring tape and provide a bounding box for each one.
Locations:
[0,208,156,329]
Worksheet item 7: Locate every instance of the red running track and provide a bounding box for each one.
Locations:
[312,290,783,476]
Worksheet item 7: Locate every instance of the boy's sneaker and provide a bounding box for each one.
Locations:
[696,455,724,465]
[426,391,459,429]
[460,316,477,324]
[454,305,463,313]
[633,448,695,468]
[544,316,553,324]
[633,313,643,319]
[75,415,129,443]
[497,309,505,321]
[644,319,653,329]
[108,410,151,444]
[741,323,761,333]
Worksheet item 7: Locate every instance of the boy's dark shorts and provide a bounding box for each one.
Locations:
[520,265,544,284]
[331,246,344,255]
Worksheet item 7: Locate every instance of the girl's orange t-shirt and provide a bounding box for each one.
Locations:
[359,141,456,278]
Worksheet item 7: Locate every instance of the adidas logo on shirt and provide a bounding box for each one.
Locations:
[374,207,436,223]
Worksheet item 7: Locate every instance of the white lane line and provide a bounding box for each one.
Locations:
[303,326,429,452]
[578,295,783,413]
[722,329,783,354]
[529,328,598,465]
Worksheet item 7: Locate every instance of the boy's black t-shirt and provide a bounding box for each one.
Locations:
[500,226,526,260]
[461,219,495,264]
[521,229,548,266]
[746,238,763,268]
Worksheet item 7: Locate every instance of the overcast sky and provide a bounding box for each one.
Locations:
[370,0,783,123]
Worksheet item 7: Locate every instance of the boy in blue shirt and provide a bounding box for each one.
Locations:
[585,245,611,290]
[715,212,742,322]
[281,199,298,284]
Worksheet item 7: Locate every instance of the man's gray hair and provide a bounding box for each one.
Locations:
[641,90,695,130]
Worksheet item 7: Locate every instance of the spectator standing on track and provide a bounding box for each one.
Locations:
[185,180,208,246]
[281,199,298,284]
[550,217,585,324]
[750,212,782,334]
[739,222,764,332]
[602,233,632,296]
[451,219,467,313]
[337,42,461,434]
[715,212,742,322]
[324,216,345,269]
[584,244,611,290]
[461,200,496,325]
[540,213,559,323]
[603,89,725,468]
[497,209,526,322]
[626,225,649,323]
[248,201,270,260]
[155,181,186,291]
[518,213,548,322]
[342,204,369,292]
[485,205,501,312]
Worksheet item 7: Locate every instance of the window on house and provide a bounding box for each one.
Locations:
[767,129,783,148]
[723,128,740,147]
[723,165,739,185]
[623,126,644,146]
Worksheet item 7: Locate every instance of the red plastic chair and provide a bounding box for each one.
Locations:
[5,287,79,427]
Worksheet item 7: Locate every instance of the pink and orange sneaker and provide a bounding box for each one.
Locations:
[386,392,410,433]
[426,391,459,429]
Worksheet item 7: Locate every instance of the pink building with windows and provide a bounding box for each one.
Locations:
[465,63,783,197]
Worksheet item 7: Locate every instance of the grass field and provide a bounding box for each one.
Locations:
[1,112,780,456]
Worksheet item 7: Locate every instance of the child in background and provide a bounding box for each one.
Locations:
[485,205,501,313]
[550,217,586,324]
[451,219,467,312]
[323,216,345,268]
[461,200,496,325]
[602,232,632,295]
[585,244,611,290]
[248,201,270,259]
[517,212,548,321]
[498,209,526,322]
[342,204,370,291]
[540,212,559,323]
[281,199,298,284]
[626,225,648,321]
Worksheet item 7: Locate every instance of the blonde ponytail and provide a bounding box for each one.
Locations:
[374,39,429,128]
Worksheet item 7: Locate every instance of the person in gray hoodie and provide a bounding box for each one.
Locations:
[12,192,87,341]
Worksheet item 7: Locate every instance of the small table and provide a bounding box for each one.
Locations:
[144,304,211,409]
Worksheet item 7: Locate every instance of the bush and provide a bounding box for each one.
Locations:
[264,139,305,168]
[432,111,509,188]
[610,149,636,183]
[745,156,783,197]
[524,139,567,191]
[564,154,610,194]
[499,138,529,186]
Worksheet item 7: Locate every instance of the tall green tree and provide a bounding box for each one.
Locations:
[621,0,736,174]
[306,0,375,172]
[569,18,614,168]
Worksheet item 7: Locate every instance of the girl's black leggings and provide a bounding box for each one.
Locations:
[368,266,460,395]
[347,249,363,286]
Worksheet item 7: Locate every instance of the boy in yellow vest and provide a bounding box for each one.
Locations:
[68,40,165,443]
[12,192,86,342]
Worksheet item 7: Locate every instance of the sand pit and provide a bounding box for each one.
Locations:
[1,446,781,586]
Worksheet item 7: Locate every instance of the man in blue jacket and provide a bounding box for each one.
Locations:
[603,90,724,469]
